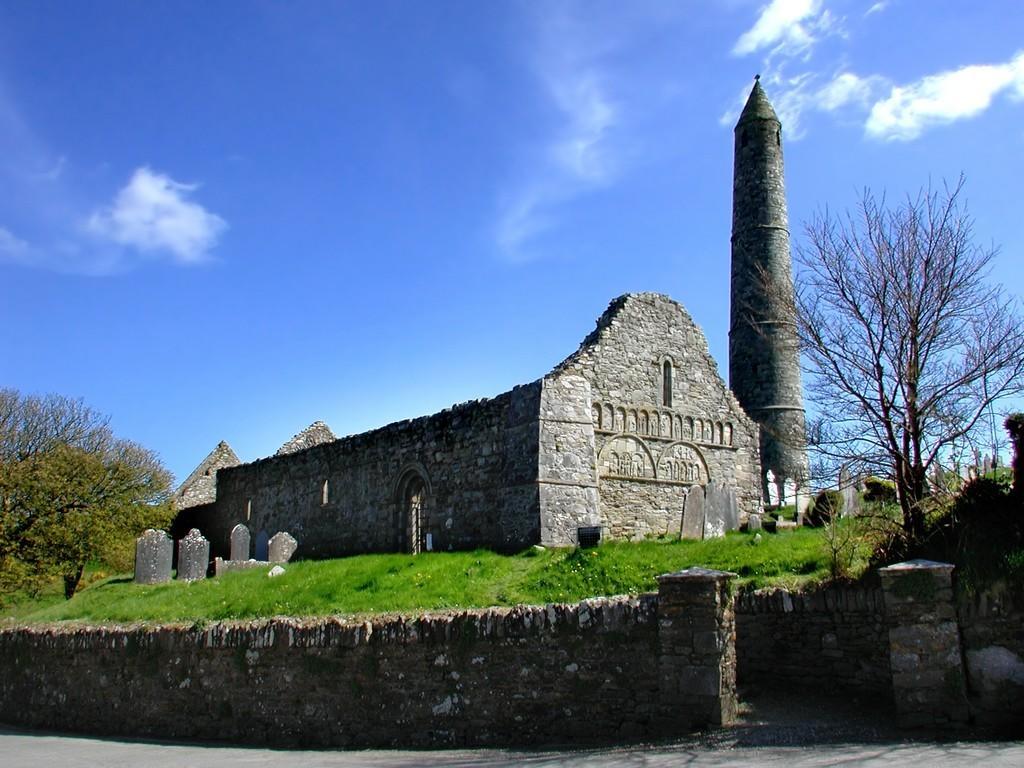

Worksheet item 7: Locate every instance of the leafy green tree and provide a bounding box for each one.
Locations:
[0,389,172,598]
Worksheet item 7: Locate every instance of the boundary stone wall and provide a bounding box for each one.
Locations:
[0,570,737,749]
[957,582,1024,726]
[735,584,891,695]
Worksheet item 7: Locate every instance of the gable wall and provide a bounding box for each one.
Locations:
[554,294,761,538]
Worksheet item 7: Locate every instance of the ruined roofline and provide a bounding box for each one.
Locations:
[175,440,239,492]
[551,292,699,374]
[550,292,759,424]
[173,440,241,509]
[224,380,542,473]
[276,420,337,456]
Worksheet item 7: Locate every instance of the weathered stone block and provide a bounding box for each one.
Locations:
[134,529,172,585]
[176,528,209,581]
[268,532,297,563]
[230,523,250,561]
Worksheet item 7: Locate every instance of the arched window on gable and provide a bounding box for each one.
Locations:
[663,360,673,407]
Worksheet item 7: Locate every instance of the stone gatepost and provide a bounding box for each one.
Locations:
[878,560,969,727]
[655,568,738,732]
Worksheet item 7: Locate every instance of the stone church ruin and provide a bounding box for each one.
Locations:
[172,80,807,558]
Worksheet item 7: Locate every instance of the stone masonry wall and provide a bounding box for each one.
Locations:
[554,293,762,536]
[537,374,601,546]
[206,384,543,559]
[0,575,738,748]
[956,583,1024,726]
[735,584,891,695]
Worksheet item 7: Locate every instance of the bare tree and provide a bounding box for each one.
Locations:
[793,178,1024,541]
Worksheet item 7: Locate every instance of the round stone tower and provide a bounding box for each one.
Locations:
[729,77,808,503]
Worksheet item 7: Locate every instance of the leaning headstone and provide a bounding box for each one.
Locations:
[255,530,269,561]
[681,486,705,540]
[230,523,250,561]
[268,532,298,563]
[134,529,172,584]
[703,483,727,539]
[748,513,763,531]
[176,528,209,581]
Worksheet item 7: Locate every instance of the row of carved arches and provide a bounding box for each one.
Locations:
[591,402,734,446]
[598,434,709,484]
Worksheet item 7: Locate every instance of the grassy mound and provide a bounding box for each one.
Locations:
[4,528,842,624]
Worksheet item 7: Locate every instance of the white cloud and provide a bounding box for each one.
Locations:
[721,70,886,139]
[865,1,888,15]
[732,0,835,59]
[817,71,876,110]
[866,52,1024,140]
[87,167,227,263]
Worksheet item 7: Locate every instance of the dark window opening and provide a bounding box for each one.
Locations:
[663,360,673,407]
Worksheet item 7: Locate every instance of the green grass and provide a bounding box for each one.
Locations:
[3,528,841,625]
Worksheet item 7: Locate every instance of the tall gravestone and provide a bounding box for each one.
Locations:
[681,487,705,540]
[134,529,172,584]
[230,523,250,561]
[268,532,298,564]
[255,530,269,561]
[705,482,739,535]
[176,528,209,581]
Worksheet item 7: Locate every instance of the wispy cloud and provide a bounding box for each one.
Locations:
[0,78,226,274]
[866,51,1024,140]
[87,167,227,264]
[0,226,30,262]
[732,0,836,59]
[494,7,622,261]
[865,1,888,16]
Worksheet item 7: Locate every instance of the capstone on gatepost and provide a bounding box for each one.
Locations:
[729,77,809,504]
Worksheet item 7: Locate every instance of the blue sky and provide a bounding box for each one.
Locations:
[2,1,1022,482]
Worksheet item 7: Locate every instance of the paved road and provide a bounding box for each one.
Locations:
[4,689,1021,767]
[2,728,1023,768]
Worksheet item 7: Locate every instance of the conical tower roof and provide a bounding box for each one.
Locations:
[736,77,779,126]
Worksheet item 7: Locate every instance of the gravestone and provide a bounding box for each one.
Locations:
[176,528,209,581]
[134,529,172,584]
[711,483,737,534]
[841,481,859,518]
[703,483,728,539]
[765,470,779,506]
[268,532,298,563]
[748,513,762,531]
[255,530,269,561]
[230,524,250,561]
[681,486,705,540]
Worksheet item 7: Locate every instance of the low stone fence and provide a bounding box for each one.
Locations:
[957,581,1024,727]
[0,569,736,749]
[737,561,1024,730]
[735,584,891,695]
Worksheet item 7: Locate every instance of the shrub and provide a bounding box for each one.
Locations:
[863,476,897,503]
[806,490,843,527]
